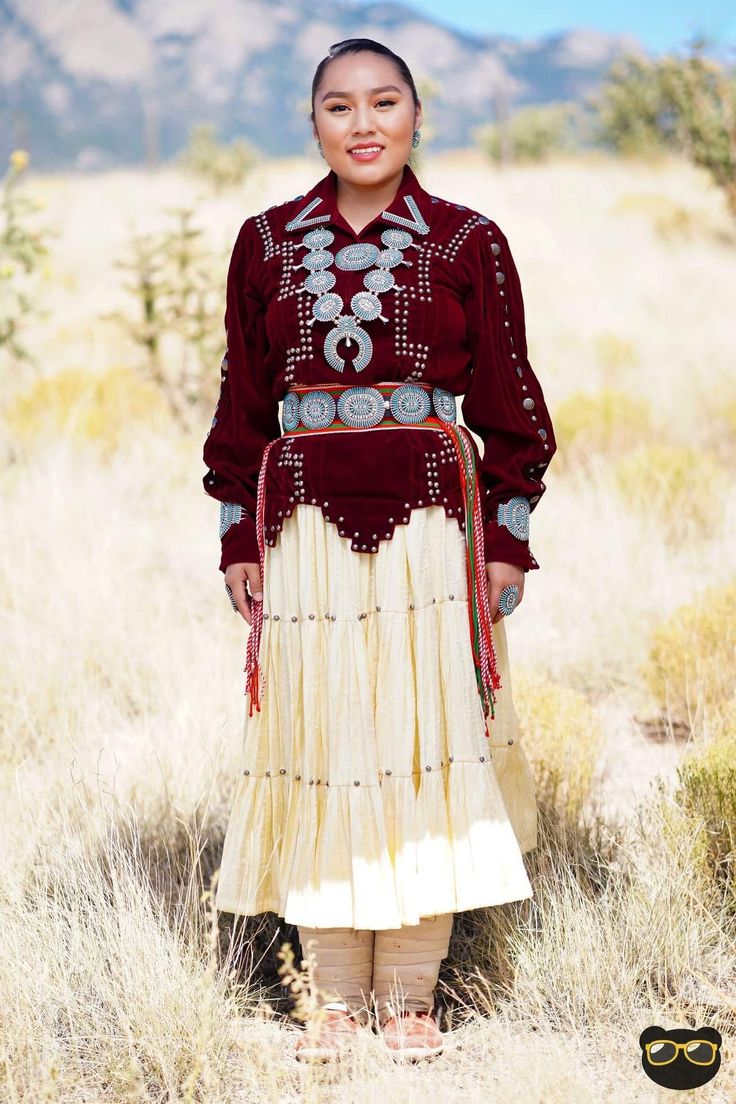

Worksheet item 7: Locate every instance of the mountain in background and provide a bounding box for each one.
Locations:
[0,0,646,171]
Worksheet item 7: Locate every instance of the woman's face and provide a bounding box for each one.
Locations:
[311,51,421,187]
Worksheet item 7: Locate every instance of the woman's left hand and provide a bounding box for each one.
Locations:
[485,562,525,624]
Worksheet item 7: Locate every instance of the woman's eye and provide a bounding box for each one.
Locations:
[327,100,396,113]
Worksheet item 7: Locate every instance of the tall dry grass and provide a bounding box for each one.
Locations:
[2,149,736,1100]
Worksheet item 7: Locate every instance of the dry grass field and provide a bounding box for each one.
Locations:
[2,149,735,1101]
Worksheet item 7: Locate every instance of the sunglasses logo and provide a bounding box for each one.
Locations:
[640,1026,722,1089]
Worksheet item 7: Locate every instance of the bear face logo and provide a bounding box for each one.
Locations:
[639,1025,722,1089]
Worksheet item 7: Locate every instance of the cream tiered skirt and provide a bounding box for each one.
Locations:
[215,503,538,930]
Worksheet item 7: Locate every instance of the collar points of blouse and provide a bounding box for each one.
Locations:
[283,163,433,240]
[253,162,495,273]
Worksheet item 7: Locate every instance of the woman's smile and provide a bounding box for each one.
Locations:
[348,144,384,161]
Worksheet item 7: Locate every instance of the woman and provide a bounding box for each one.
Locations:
[203,38,556,1062]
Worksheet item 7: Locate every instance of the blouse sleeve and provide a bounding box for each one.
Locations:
[202,216,282,572]
[459,218,557,571]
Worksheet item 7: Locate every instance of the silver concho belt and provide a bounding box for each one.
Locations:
[280,381,457,434]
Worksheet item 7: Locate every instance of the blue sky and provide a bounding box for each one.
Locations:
[362,0,736,55]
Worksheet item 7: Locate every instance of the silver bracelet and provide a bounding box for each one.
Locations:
[496,496,530,541]
[219,501,250,539]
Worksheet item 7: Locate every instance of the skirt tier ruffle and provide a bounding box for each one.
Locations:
[215,504,537,929]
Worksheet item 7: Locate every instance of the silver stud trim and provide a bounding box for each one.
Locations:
[239,756,502,785]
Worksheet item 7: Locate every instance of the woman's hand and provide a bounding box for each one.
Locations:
[224,562,263,625]
[485,562,525,624]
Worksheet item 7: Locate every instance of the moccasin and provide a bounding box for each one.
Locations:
[378,1010,445,1061]
[294,1006,361,1062]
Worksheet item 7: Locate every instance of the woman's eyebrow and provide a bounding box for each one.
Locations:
[320,84,402,103]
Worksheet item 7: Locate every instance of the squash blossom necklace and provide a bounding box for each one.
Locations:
[286,193,430,373]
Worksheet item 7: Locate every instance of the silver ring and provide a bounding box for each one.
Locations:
[498,584,520,617]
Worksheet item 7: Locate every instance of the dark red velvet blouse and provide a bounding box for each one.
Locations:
[202,163,556,573]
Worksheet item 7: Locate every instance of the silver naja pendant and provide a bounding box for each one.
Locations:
[324,317,374,373]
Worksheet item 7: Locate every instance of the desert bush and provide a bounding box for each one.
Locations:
[640,582,736,731]
[0,149,57,377]
[720,394,736,441]
[6,365,170,456]
[711,696,736,741]
[553,387,652,462]
[176,123,258,193]
[613,443,727,542]
[512,671,605,820]
[476,101,590,164]
[673,715,736,892]
[610,191,697,240]
[592,43,736,217]
[595,332,640,378]
[107,209,225,431]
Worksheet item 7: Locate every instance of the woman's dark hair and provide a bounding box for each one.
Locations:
[309,38,420,122]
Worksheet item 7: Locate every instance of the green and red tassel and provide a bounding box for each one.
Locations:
[438,422,503,726]
[243,438,279,714]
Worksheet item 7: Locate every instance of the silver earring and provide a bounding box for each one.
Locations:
[412,129,421,148]
[317,140,325,159]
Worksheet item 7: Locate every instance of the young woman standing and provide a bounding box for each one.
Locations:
[203,37,556,1062]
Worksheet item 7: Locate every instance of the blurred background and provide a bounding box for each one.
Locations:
[2,2,736,1099]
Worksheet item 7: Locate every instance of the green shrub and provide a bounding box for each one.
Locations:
[512,671,605,819]
[595,333,640,376]
[724,396,736,428]
[610,191,697,239]
[593,44,736,218]
[0,148,56,376]
[176,123,258,193]
[673,713,736,889]
[613,443,726,541]
[641,583,736,728]
[553,387,652,460]
[6,365,170,456]
[476,101,590,164]
[107,208,226,432]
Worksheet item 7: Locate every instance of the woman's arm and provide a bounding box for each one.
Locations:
[459,217,557,571]
[202,217,282,572]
